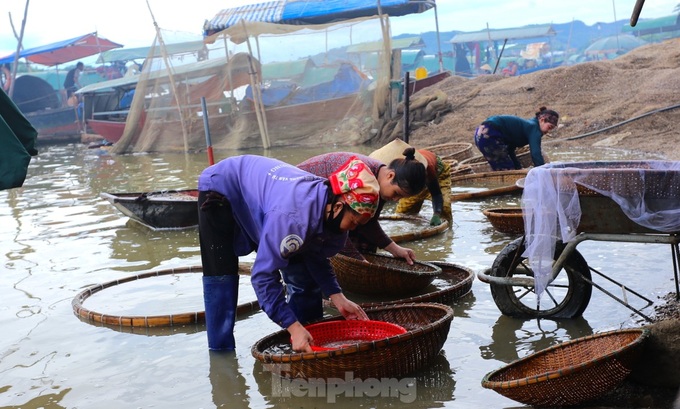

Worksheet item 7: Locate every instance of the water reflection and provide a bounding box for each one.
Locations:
[209,352,250,409]
[479,315,594,363]
[251,350,455,408]
[109,223,199,270]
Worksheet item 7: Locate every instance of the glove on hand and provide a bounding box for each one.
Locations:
[430,214,442,226]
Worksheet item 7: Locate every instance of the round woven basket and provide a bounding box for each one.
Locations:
[330,253,442,296]
[450,163,474,177]
[358,261,474,307]
[379,214,449,243]
[482,207,525,234]
[252,302,454,380]
[482,328,649,407]
[460,148,550,173]
[451,169,528,186]
[71,265,258,328]
[424,142,474,162]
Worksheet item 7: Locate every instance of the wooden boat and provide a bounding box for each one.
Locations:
[101,189,198,230]
[1,33,123,143]
[11,75,83,142]
[87,117,127,143]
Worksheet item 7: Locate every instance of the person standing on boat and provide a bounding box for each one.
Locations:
[64,62,84,99]
[198,155,380,353]
[370,139,452,228]
[473,107,559,171]
[297,149,426,265]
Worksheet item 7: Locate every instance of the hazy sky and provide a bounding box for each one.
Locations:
[0,0,677,57]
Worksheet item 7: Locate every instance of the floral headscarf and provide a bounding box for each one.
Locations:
[328,157,380,218]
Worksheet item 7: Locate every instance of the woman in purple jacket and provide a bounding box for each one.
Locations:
[198,155,380,353]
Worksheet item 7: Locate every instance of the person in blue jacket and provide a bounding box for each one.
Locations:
[473,106,559,170]
[197,155,380,353]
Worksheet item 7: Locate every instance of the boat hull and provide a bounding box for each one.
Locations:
[88,119,126,143]
[101,190,199,229]
[26,107,81,142]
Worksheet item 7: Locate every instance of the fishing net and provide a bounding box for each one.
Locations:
[522,160,680,299]
[111,16,393,154]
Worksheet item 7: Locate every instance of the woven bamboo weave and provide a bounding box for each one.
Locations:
[330,253,441,296]
[451,169,528,186]
[482,207,525,234]
[379,214,449,243]
[460,148,550,173]
[252,303,454,380]
[450,169,527,201]
[424,142,474,162]
[71,265,259,327]
[357,261,474,307]
[482,328,649,407]
[450,164,474,177]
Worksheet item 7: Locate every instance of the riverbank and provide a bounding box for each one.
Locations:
[406,37,680,161]
[399,38,680,407]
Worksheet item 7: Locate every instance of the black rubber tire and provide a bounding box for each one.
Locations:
[490,237,593,319]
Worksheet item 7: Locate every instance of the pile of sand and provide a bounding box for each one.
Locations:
[408,37,680,159]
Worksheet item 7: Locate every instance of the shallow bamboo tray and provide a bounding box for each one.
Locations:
[450,169,527,201]
[71,265,258,327]
[424,142,474,162]
[450,163,474,177]
[356,261,474,307]
[252,303,454,380]
[482,207,525,234]
[482,328,649,407]
[460,148,549,172]
[330,253,441,296]
[379,214,449,243]
[451,168,528,185]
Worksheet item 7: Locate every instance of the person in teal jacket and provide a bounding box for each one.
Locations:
[473,106,559,170]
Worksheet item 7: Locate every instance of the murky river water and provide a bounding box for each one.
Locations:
[0,142,674,408]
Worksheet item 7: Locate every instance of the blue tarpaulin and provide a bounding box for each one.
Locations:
[204,0,435,36]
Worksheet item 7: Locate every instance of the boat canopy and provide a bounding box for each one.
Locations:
[96,41,207,64]
[622,14,680,35]
[450,25,556,44]
[203,0,435,35]
[0,32,123,66]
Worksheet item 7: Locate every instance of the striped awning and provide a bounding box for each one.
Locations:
[204,1,286,34]
[204,0,435,36]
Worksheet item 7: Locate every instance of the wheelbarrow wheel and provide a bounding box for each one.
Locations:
[490,237,592,319]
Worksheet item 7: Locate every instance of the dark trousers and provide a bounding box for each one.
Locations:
[198,190,239,277]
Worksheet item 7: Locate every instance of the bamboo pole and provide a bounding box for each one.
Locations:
[8,0,30,99]
[146,0,189,152]
[241,20,270,149]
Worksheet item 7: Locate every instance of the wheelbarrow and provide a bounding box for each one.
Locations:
[478,161,680,322]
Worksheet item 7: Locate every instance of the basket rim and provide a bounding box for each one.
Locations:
[251,302,454,362]
[451,169,529,184]
[481,328,650,390]
[482,207,524,216]
[356,261,475,307]
[378,214,450,243]
[332,252,443,277]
